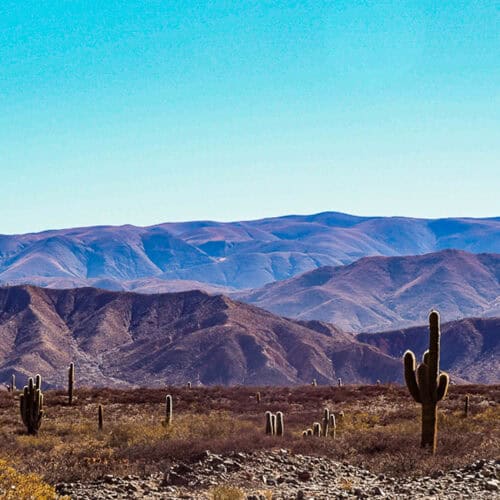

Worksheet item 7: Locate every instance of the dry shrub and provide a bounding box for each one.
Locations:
[210,484,246,500]
[0,459,58,500]
[0,384,498,484]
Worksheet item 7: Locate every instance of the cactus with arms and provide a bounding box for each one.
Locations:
[403,310,449,453]
[20,375,44,435]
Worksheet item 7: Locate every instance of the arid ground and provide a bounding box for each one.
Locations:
[0,384,498,498]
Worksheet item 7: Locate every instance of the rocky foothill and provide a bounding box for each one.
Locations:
[56,449,500,499]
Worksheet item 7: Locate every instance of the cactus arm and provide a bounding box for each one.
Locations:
[436,372,449,401]
[422,350,430,365]
[403,351,422,403]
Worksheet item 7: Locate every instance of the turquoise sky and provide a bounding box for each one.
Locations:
[1,1,498,234]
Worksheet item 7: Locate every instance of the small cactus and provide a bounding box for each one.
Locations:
[166,394,173,425]
[276,411,284,436]
[312,422,322,437]
[98,404,103,431]
[337,410,345,422]
[302,430,308,438]
[322,408,330,437]
[187,381,192,389]
[68,362,75,405]
[329,413,336,439]
[256,391,261,404]
[337,378,342,387]
[265,411,273,435]
[306,428,313,436]
[20,375,44,435]
[11,374,16,392]
[403,310,449,453]
[312,379,317,387]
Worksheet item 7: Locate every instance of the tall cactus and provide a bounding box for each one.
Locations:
[403,310,449,453]
[165,394,173,425]
[11,374,16,392]
[20,375,44,435]
[68,362,75,405]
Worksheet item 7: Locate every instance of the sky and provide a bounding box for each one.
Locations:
[0,1,498,234]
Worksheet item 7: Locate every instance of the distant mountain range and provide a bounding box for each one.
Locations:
[237,250,500,332]
[1,212,499,291]
[1,285,495,387]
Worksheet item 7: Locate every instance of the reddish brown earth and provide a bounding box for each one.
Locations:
[0,285,403,389]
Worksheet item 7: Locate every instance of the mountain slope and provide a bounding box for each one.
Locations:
[236,250,500,332]
[357,317,500,383]
[1,212,499,290]
[0,285,401,388]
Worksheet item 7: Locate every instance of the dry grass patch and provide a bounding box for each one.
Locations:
[0,384,497,485]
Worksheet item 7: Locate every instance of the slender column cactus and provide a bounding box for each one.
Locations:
[256,391,261,404]
[312,422,322,437]
[337,378,342,387]
[265,411,273,435]
[329,413,336,439]
[98,404,103,431]
[403,310,449,453]
[311,379,317,387]
[271,414,277,435]
[322,408,330,437]
[68,362,75,405]
[11,374,16,392]
[165,394,173,425]
[276,411,284,436]
[464,395,469,418]
[20,375,44,435]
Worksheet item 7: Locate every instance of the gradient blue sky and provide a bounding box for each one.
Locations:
[1,1,498,234]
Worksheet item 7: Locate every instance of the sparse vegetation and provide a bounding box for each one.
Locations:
[0,459,57,499]
[0,384,497,487]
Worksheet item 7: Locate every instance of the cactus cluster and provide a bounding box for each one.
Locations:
[303,407,338,438]
[5,374,16,393]
[20,375,44,435]
[265,411,284,436]
[403,310,449,453]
